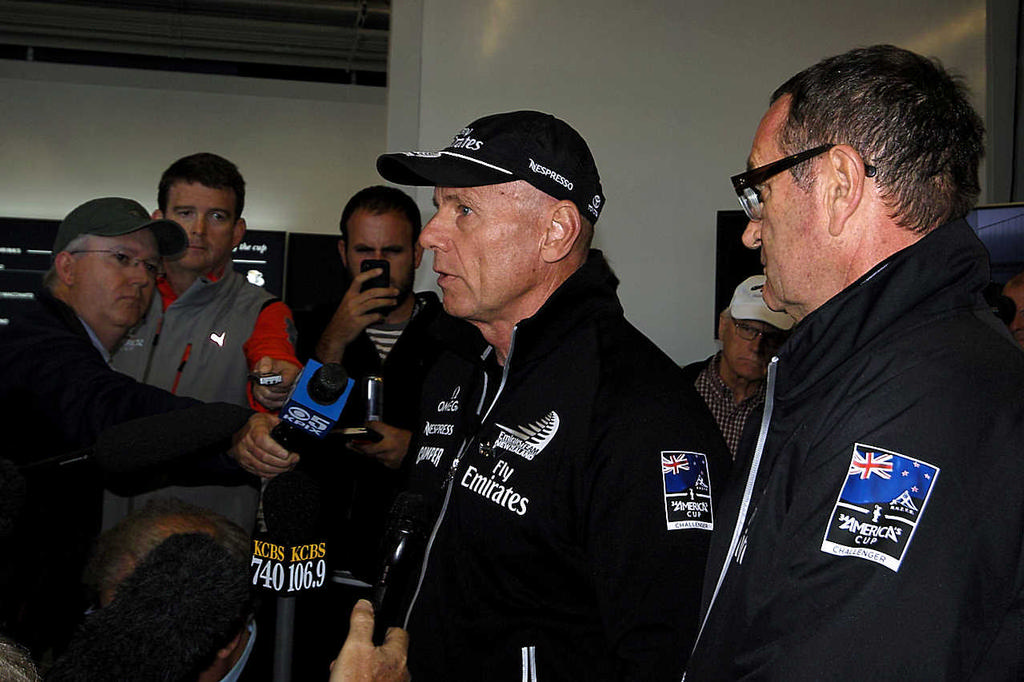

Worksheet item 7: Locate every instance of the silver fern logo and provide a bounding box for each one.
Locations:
[493,411,560,461]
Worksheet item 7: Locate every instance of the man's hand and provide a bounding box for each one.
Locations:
[348,422,412,470]
[230,412,299,478]
[315,267,399,363]
[251,356,302,410]
[330,599,410,682]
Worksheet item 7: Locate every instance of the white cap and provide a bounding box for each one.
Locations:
[727,275,795,331]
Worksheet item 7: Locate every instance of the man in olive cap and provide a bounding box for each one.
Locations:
[0,197,297,660]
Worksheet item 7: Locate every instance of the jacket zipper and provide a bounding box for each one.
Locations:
[402,330,519,627]
[685,355,778,679]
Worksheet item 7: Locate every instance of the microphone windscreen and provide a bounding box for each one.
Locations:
[384,492,431,540]
[48,532,251,682]
[93,402,252,474]
[263,468,321,545]
[307,363,350,404]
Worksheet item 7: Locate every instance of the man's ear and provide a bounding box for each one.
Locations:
[231,217,247,249]
[214,628,246,661]
[823,144,867,237]
[540,201,582,264]
[54,251,76,287]
[152,209,164,220]
[414,241,424,269]
[337,239,348,268]
[718,311,728,340]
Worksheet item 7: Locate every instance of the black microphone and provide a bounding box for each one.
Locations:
[91,402,253,474]
[372,492,431,644]
[271,360,353,451]
[48,532,251,682]
[252,469,328,594]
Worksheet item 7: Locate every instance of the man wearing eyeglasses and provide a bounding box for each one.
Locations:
[685,45,1024,680]
[0,197,298,661]
[682,275,792,460]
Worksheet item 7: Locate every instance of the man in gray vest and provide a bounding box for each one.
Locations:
[110,153,301,530]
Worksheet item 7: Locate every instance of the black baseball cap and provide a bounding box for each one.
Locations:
[54,197,187,257]
[377,110,606,224]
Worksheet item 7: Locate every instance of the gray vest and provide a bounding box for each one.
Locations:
[106,269,275,532]
[112,269,274,406]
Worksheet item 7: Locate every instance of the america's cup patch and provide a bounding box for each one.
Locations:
[661,451,713,531]
[821,443,939,572]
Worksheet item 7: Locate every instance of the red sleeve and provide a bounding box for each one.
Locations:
[243,301,301,412]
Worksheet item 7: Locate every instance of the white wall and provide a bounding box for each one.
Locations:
[0,0,989,362]
[389,0,987,363]
[0,60,387,233]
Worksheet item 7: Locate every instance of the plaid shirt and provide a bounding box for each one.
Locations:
[693,352,765,459]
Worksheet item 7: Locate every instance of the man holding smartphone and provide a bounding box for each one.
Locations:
[299,185,455,580]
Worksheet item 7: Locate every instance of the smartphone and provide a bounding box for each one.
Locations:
[360,259,390,292]
[340,426,384,444]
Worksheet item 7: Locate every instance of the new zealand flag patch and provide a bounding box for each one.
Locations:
[821,443,939,572]
[661,451,713,531]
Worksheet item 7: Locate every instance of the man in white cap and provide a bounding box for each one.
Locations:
[682,275,793,459]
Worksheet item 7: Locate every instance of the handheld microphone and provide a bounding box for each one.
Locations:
[372,492,430,644]
[90,402,252,474]
[48,532,251,682]
[252,469,328,594]
[271,360,353,451]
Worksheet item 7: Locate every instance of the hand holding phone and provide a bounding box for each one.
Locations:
[360,259,394,315]
[360,259,390,292]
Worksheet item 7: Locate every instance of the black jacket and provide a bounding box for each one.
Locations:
[404,251,731,681]
[0,291,203,656]
[688,220,1024,680]
[0,291,201,464]
[300,291,453,580]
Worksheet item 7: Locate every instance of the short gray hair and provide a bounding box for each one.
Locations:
[43,233,93,291]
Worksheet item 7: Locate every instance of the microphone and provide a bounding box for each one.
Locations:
[91,402,253,474]
[48,532,252,682]
[252,469,328,594]
[372,492,431,644]
[271,360,354,451]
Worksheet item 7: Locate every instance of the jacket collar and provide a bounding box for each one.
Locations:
[508,249,621,366]
[776,219,990,398]
[433,249,622,369]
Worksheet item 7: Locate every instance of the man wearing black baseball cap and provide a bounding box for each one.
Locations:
[339,111,729,681]
[0,197,299,659]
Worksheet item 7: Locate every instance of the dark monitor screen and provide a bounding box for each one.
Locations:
[232,229,286,298]
[0,218,286,329]
[965,203,1024,284]
[284,232,347,313]
[715,209,761,338]
[0,217,60,329]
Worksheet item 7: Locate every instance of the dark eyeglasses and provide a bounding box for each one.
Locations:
[730,144,877,222]
[732,319,787,347]
[69,249,163,279]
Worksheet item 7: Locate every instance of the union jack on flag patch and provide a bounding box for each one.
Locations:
[848,450,893,479]
[662,453,690,476]
[661,451,713,532]
[822,443,939,572]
